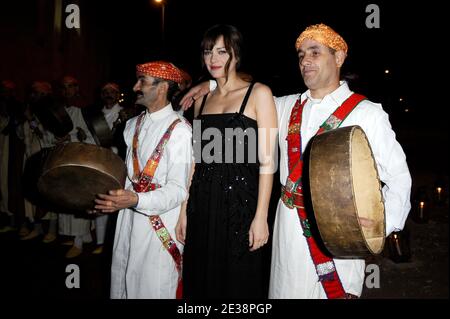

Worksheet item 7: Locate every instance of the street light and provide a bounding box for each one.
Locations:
[154,0,165,46]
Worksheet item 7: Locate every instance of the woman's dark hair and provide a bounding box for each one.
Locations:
[201,24,244,81]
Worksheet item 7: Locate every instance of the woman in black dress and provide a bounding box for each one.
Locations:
[177,24,277,299]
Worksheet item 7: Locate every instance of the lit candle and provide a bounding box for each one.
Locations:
[419,201,424,219]
[393,233,402,256]
[437,187,442,201]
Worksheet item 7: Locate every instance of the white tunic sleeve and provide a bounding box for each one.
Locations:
[133,123,192,215]
[364,108,412,236]
[346,100,412,237]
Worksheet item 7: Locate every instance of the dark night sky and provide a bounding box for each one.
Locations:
[93,0,439,122]
[0,0,443,125]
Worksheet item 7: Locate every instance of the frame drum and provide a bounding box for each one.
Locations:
[37,142,127,212]
[309,125,385,258]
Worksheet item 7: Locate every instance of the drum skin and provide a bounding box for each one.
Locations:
[309,125,385,258]
[37,142,127,212]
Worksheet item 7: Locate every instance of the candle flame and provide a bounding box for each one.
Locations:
[420,201,424,208]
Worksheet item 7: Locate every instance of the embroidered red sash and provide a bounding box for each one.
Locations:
[283,93,366,299]
[132,112,183,299]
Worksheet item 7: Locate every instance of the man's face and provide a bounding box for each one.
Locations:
[0,81,16,100]
[297,39,341,91]
[30,89,47,102]
[101,87,120,108]
[133,73,159,107]
[62,80,79,99]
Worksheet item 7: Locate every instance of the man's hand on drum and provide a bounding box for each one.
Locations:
[358,217,375,228]
[76,127,87,142]
[91,189,139,213]
[55,134,70,144]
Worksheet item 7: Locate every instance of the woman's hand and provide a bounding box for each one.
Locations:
[55,134,70,144]
[179,81,211,110]
[175,203,187,245]
[248,215,269,251]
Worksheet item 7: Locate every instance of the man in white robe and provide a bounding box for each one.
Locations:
[269,23,411,299]
[20,81,59,242]
[58,76,96,258]
[91,82,124,255]
[94,61,192,299]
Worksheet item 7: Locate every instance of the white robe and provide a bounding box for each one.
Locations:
[94,103,123,243]
[65,105,96,145]
[102,103,122,131]
[58,106,96,236]
[23,117,57,221]
[269,82,412,298]
[111,104,192,299]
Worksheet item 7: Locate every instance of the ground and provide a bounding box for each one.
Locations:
[1,198,448,300]
[1,142,448,300]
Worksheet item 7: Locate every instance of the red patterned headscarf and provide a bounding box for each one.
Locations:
[31,81,52,94]
[101,82,120,93]
[136,61,184,84]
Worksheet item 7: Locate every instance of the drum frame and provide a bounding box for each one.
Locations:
[308,125,385,258]
[37,142,127,212]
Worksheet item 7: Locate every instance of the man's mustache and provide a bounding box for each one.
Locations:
[135,90,143,96]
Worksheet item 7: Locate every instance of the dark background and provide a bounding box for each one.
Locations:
[0,0,441,112]
[0,0,447,302]
[1,1,445,163]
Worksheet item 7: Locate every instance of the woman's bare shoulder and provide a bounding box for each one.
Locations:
[252,82,274,98]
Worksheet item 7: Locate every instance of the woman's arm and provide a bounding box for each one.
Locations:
[249,83,278,251]
[175,162,195,244]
